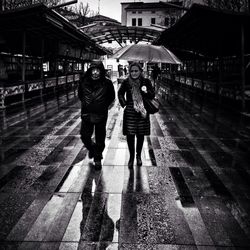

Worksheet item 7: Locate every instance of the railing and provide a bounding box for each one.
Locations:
[160,73,243,100]
[157,73,249,114]
[0,73,80,109]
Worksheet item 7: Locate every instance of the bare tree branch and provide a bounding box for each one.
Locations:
[203,0,249,12]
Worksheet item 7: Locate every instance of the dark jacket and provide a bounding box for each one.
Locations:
[118,77,155,135]
[78,61,115,117]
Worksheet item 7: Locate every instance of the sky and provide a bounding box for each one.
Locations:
[78,0,161,22]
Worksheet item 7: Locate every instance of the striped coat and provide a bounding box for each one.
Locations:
[118,77,155,135]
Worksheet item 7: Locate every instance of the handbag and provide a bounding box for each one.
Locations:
[143,96,160,114]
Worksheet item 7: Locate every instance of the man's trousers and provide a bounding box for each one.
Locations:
[80,114,107,161]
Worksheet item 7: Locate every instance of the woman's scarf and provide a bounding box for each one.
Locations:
[129,77,147,118]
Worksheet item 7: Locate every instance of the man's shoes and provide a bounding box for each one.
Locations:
[95,160,102,170]
[136,155,142,166]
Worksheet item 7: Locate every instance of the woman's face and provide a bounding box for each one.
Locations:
[130,65,141,79]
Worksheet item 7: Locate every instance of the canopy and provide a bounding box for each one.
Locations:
[0,3,108,57]
[81,25,161,45]
[154,4,250,58]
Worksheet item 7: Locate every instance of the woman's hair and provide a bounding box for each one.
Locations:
[128,62,143,72]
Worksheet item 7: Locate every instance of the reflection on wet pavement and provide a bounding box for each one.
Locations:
[0,88,250,249]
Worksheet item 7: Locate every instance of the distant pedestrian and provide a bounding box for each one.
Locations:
[124,66,127,76]
[118,62,155,169]
[78,61,115,170]
[118,64,123,77]
[152,65,161,82]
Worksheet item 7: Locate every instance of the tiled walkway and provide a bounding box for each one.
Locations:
[0,85,250,249]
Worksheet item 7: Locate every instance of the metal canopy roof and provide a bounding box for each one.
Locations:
[82,25,161,46]
[0,3,108,56]
[154,4,250,58]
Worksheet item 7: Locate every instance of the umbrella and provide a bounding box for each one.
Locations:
[112,44,181,64]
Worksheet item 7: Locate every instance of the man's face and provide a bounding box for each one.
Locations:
[91,67,101,80]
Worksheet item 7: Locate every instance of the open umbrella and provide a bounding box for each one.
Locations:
[112,44,181,64]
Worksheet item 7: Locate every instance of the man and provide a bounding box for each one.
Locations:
[78,61,115,170]
[152,65,161,83]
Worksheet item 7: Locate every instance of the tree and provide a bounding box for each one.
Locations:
[66,2,92,26]
[203,0,249,12]
[3,0,59,10]
[1,0,96,28]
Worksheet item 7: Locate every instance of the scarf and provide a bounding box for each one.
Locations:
[129,77,147,118]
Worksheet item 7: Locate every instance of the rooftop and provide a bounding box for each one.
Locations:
[123,1,183,10]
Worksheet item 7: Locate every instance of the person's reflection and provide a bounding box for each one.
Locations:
[78,164,114,249]
[127,169,135,192]
[119,166,145,240]
[117,167,144,243]
[135,166,143,192]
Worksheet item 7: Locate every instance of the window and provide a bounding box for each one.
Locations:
[138,11,142,14]
[151,18,155,25]
[138,18,142,26]
[132,18,136,26]
[151,11,155,13]
[165,17,169,26]
[132,11,136,14]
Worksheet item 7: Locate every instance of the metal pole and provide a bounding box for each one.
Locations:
[22,31,26,82]
[40,38,44,79]
[241,21,246,112]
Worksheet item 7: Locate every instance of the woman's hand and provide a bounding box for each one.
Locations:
[141,85,147,93]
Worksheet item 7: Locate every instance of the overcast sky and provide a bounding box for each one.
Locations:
[78,0,161,22]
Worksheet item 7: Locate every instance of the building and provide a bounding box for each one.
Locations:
[121,1,185,29]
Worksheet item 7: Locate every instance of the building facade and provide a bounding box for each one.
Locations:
[121,1,186,29]
[121,1,206,29]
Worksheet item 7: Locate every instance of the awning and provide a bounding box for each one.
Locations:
[0,3,108,56]
[154,4,250,58]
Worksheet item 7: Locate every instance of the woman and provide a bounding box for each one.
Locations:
[118,62,155,169]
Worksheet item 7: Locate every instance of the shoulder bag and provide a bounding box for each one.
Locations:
[143,96,159,114]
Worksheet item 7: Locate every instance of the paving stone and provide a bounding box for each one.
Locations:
[0,89,249,249]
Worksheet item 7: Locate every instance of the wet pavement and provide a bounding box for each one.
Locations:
[0,83,250,249]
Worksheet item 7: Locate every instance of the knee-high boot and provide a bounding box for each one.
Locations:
[136,135,144,166]
[127,135,135,169]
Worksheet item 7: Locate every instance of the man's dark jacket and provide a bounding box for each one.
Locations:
[78,61,115,121]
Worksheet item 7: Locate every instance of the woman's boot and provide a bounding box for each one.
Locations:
[136,135,144,166]
[127,135,135,169]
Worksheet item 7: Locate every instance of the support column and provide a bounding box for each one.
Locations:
[55,41,59,95]
[22,31,26,83]
[40,38,44,80]
[240,22,246,113]
[238,21,249,138]
[40,38,45,100]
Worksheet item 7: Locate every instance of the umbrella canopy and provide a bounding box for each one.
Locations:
[112,44,181,64]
